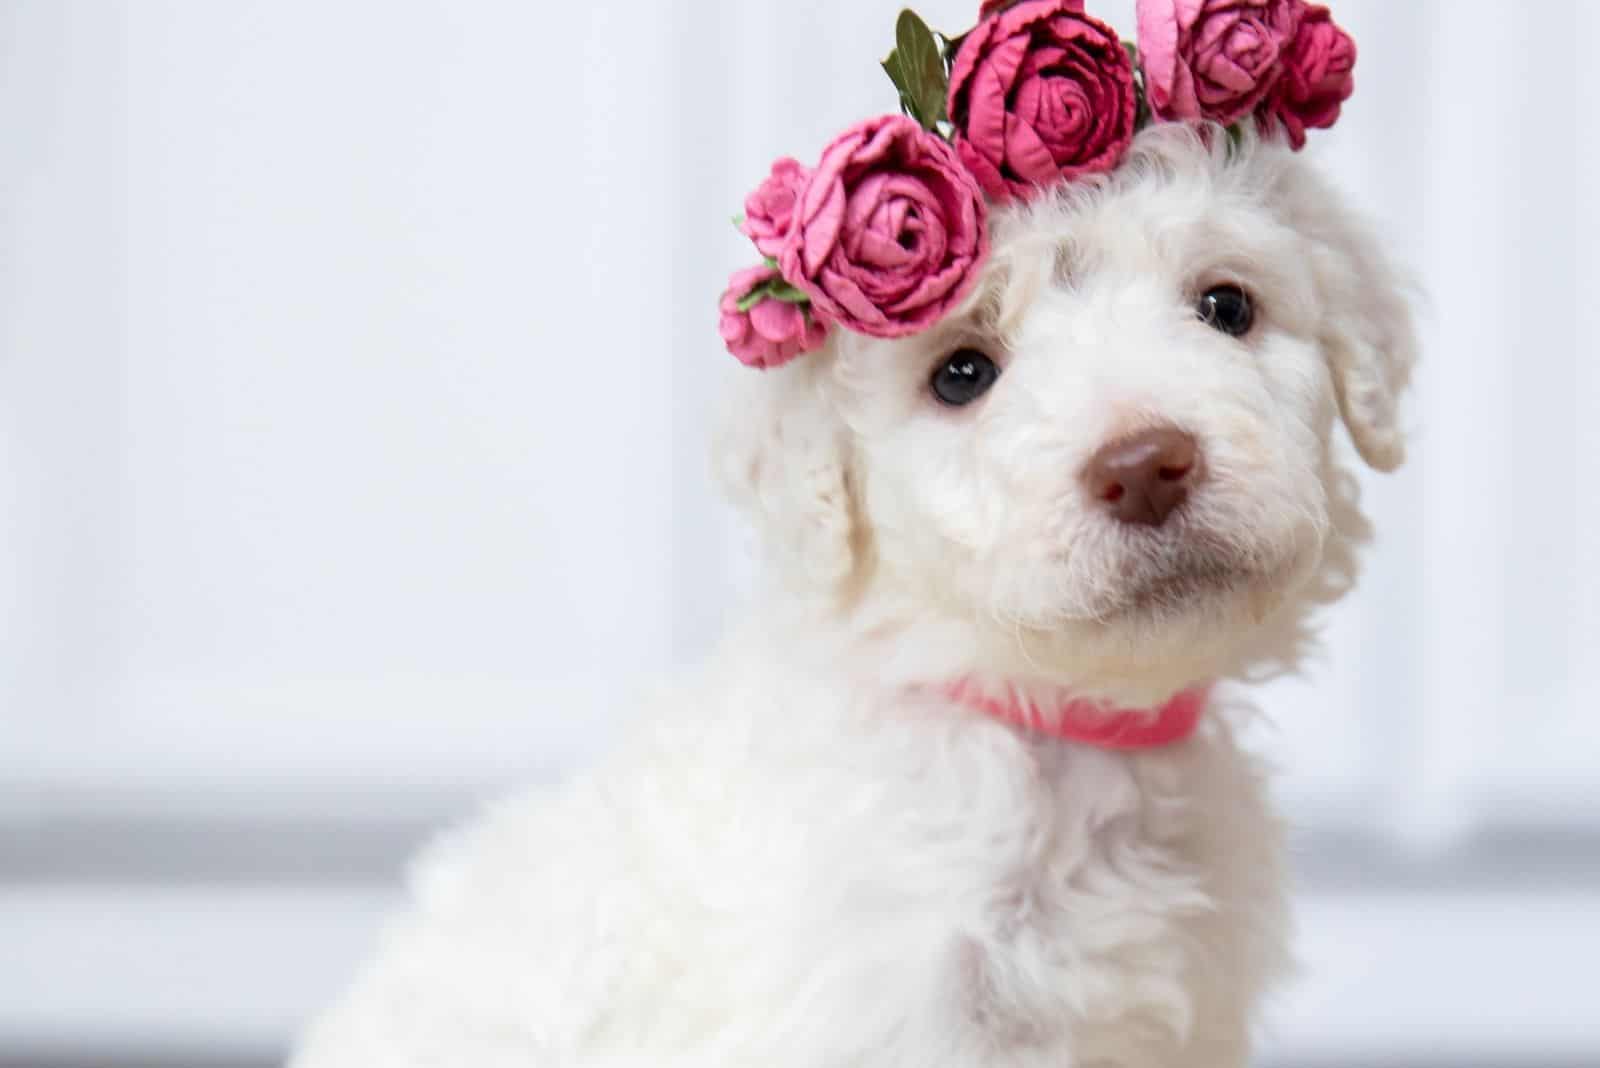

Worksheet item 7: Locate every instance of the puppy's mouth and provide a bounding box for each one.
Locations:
[1020,494,1326,633]
[1113,558,1255,615]
[1086,544,1297,625]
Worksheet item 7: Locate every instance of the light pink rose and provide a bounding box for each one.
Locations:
[1257,4,1355,149]
[948,0,1136,203]
[741,158,809,260]
[1136,0,1301,125]
[718,265,830,370]
[780,115,989,339]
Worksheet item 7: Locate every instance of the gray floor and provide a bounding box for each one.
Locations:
[7,826,1594,1068]
[1,1052,1589,1068]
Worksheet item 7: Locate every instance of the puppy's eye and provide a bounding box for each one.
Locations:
[930,349,1000,407]
[1197,284,1254,336]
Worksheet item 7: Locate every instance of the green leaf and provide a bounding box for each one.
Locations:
[881,54,917,120]
[765,281,811,304]
[735,285,769,313]
[941,30,971,124]
[762,256,780,270]
[895,9,949,131]
[881,55,916,119]
[1225,122,1247,156]
[937,30,964,67]
[1125,42,1152,130]
[734,277,811,312]
[881,53,906,98]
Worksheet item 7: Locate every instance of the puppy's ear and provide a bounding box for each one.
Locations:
[1275,157,1419,472]
[714,347,861,594]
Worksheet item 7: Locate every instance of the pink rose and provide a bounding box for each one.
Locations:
[1257,4,1355,149]
[1136,0,1301,125]
[741,157,809,260]
[718,266,830,370]
[948,0,1137,203]
[780,115,988,339]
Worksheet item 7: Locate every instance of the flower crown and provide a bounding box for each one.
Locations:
[720,0,1356,369]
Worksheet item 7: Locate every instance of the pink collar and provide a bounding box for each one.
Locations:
[948,680,1210,749]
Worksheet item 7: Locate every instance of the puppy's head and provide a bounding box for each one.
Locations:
[719,127,1414,691]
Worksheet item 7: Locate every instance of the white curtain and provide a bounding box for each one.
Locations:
[2,1,1595,1063]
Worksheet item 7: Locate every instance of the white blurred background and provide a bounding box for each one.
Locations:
[1,1,1595,1065]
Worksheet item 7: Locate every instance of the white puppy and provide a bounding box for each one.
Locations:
[291,126,1414,1068]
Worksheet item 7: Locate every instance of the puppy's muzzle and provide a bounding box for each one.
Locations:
[1083,426,1203,528]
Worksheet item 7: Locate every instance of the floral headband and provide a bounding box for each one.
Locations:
[719,0,1356,369]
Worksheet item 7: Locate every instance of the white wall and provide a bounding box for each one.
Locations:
[2,1,695,818]
[2,1,1597,1064]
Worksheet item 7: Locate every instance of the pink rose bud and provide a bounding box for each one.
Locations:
[780,115,989,339]
[719,265,830,370]
[949,0,1137,203]
[1257,4,1355,149]
[1136,0,1302,125]
[979,0,1074,17]
[741,158,810,261]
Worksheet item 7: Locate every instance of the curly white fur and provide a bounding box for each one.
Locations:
[289,127,1415,1068]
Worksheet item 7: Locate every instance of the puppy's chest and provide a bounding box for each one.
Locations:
[757,733,1236,1054]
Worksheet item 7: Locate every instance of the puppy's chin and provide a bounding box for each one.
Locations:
[995,534,1318,684]
[1075,505,1326,625]
[1085,553,1297,628]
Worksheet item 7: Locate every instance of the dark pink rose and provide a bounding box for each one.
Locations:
[741,157,809,260]
[780,115,989,339]
[1136,0,1301,125]
[719,266,830,370]
[1257,4,1355,149]
[948,0,1137,203]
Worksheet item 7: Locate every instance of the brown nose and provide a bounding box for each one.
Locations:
[1084,427,1202,527]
